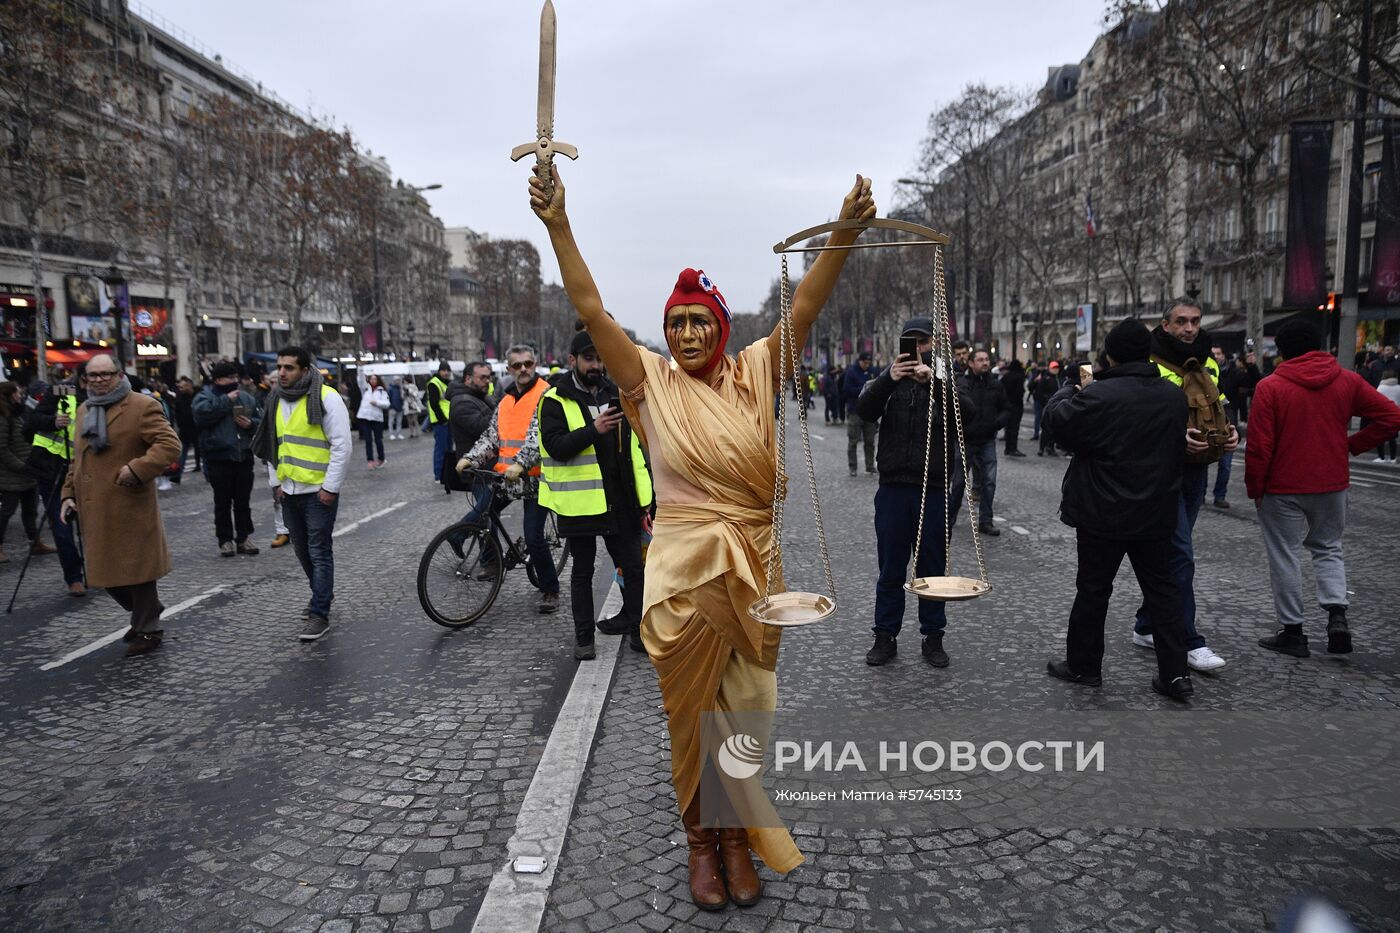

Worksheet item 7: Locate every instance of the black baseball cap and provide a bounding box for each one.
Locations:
[569,330,595,355]
[901,317,934,337]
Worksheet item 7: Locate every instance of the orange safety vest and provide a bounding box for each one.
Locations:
[495,378,548,477]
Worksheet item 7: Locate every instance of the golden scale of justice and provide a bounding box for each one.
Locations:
[512,1,991,628]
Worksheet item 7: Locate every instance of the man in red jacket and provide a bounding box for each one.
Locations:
[1246,320,1400,657]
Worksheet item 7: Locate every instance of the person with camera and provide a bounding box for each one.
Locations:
[538,330,652,660]
[857,317,970,668]
[59,354,182,656]
[1043,320,1194,700]
[1131,298,1233,672]
[28,366,87,596]
[192,361,263,558]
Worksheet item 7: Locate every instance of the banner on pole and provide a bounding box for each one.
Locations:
[1283,121,1334,309]
[1365,118,1400,308]
[1075,303,1094,353]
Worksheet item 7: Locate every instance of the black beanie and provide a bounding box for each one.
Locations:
[1104,319,1152,364]
[1275,319,1323,360]
[211,361,239,381]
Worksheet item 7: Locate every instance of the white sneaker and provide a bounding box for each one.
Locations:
[155,477,173,491]
[1186,646,1227,671]
[1132,632,1154,649]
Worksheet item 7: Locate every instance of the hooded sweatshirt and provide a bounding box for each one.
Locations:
[1244,350,1400,498]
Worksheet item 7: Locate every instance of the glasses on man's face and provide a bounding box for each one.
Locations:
[87,371,118,381]
[508,361,535,371]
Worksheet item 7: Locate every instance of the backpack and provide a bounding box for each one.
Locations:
[1151,354,1230,465]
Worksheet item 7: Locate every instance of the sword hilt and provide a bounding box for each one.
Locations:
[511,136,577,204]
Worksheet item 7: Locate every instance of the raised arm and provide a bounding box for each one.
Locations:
[529,167,644,393]
[769,175,877,377]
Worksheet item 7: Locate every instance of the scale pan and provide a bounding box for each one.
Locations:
[905,576,991,602]
[747,592,836,627]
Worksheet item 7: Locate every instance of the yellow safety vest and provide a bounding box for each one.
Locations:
[426,376,449,424]
[537,388,653,516]
[1153,354,1226,402]
[32,394,76,458]
[275,386,336,485]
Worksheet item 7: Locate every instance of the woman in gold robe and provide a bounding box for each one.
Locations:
[529,166,875,910]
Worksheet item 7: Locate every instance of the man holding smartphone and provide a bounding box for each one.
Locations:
[537,330,651,660]
[192,361,263,557]
[857,317,968,668]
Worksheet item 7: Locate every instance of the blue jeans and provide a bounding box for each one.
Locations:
[1135,465,1207,650]
[1212,451,1233,502]
[282,491,338,619]
[459,484,559,594]
[873,484,947,637]
[432,422,452,482]
[965,439,998,526]
[39,476,83,585]
[1032,398,1044,438]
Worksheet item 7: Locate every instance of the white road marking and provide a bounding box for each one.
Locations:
[332,501,407,538]
[1351,480,1375,489]
[992,516,1007,524]
[39,584,230,671]
[1011,526,1030,536]
[471,581,624,933]
[811,433,825,441]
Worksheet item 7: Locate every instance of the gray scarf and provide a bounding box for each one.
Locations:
[80,375,132,452]
[252,368,325,465]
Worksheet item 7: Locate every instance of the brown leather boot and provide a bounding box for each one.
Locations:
[682,801,727,911]
[719,827,762,906]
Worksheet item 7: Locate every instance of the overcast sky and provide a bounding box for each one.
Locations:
[146,0,1109,343]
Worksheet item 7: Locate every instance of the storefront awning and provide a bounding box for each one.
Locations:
[44,348,99,365]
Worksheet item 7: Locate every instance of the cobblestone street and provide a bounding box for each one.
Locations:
[1,421,1398,932]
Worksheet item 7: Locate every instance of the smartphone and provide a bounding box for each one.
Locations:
[232,404,247,418]
[1079,364,1094,386]
[899,335,918,361]
[607,395,621,414]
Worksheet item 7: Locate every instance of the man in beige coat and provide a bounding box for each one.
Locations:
[60,354,182,657]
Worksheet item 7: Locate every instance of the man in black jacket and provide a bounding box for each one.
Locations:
[448,362,495,460]
[538,330,650,660]
[1043,319,1193,700]
[1000,360,1027,457]
[857,317,971,668]
[957,349,1010,535]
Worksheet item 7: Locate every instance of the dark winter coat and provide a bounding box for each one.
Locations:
[0,412,35,493]
[446,380,494,455]
[857,366,973,488]
[1000,365,1027,412]
[191,385,263,462]
[842,363,877,415]
[538,372,645,538]
[957,371,1011,444]
[1044,361,1187,540]
[1029,369,1059,406]
[25,384,86,483]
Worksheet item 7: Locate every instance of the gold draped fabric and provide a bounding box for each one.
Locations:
[622,339,803,875]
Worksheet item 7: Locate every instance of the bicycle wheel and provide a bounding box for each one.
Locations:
[418,522,504,628]
[527,511,571,588]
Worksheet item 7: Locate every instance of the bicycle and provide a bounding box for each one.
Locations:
[417,469,570,628]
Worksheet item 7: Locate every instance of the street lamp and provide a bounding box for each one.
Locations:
[100,261,128,371]
[1184,247,1202,302]
[1009,291,1021,363]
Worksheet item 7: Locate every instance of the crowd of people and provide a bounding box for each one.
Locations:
[6,158,1400,916]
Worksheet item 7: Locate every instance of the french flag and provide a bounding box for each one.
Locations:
[1085,191,1098,238]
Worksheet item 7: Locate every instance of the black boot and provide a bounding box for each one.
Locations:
[1151,674,1194,702]
[1259,625,1310,658]
[921,633,949,668]
[1325,605,1352,654]
[866,632,896,666]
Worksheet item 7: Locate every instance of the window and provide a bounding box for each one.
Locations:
[1224,209,1236,240]
[196,325,220,356]
[1265,197,1278,233]
[1222,270,1233,304]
